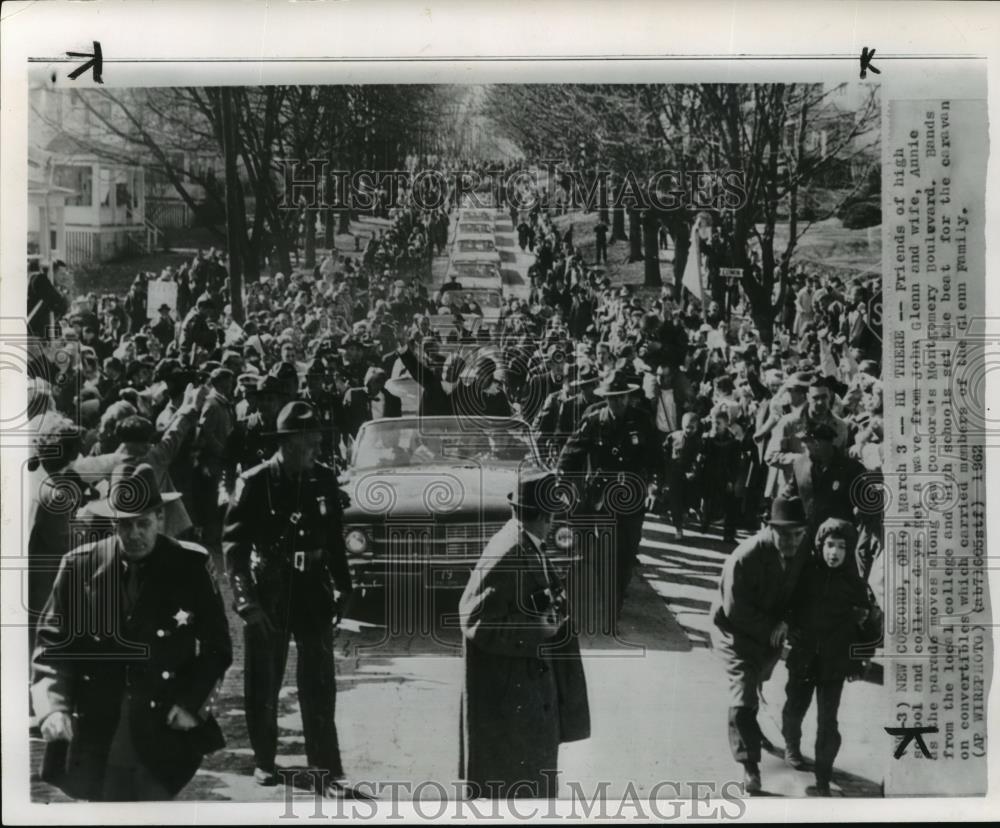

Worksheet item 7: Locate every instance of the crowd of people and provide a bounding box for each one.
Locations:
[25,156,885,800]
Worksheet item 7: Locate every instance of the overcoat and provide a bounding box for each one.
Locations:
[458,519,590,798]
[31,534,232,800]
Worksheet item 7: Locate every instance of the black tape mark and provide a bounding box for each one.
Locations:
[66,41,103,84]
[860,47,881,80]
[885,725,938,759]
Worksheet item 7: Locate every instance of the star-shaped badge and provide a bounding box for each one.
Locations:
[173,608,192,627]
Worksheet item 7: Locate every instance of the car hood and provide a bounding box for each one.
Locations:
[342,463,520,522]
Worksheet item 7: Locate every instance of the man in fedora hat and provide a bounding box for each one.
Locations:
[459,471,590,799]
[31,463,232,801]
[710,495,810,794]
[557,369,662,621]
[222,400,354,795]
[151,304,176,351]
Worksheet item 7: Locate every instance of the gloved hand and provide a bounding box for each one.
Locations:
[242,606,276,637]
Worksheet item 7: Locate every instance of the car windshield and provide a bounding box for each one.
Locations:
[459,223,493,234]
[352,418,538,470]
[438,290,503,310]
[457,239,495,252]
[453,262,499,279]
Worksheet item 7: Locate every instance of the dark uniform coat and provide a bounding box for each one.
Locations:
[556,404,662,516]
[784,451,868,534]
[223,455,353,623]
[458,519,589,798]
[31,535,232,800]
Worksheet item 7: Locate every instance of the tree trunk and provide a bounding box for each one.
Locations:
[220,87,245,324]
[275,231,293,276]
[642,209,661,288]
[338,209,351,235]
[304,209,317,269]
[324,208,336,248]
[611,204,626,242]
[598,175,610,224]
[627,208,642,263]
[752,308,775,349]
[671,224,689,300]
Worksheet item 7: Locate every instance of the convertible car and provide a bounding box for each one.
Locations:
[340,416,579,595]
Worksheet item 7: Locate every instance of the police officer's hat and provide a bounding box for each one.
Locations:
[89,462,181,519]
[593,369,639,397]
[272,401,326,435]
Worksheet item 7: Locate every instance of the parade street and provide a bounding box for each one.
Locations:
[30,516,885,802]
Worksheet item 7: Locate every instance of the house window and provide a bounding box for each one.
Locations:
[53,164,92,207]
[100,168,112,206]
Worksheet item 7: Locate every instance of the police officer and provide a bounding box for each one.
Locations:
[557,369,661,622]
[222,401,354,795]
[32,463,232,801]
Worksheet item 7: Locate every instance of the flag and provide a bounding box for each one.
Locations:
[682,222,704,303]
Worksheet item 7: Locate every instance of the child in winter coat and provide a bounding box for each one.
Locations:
[781,517,871,795]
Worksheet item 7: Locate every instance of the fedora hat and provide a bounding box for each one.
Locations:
[594,369,639,397]
[507,470,565,511]
[90,463,181,519]
[767,496,807,527]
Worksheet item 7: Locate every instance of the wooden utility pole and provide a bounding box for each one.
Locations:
[220,87,245,323]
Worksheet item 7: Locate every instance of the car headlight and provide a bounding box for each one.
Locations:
[553,526,573,550]
[345,529,370,555]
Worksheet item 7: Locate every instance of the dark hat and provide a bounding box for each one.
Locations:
[809,373,836,391]
[153,358,181,383]
[594,369,639,398]
[768,496,808,527]
[125,360,154,380]
[117,415,155,443]
[785,371,813,391]
[208,367,234,385]
[103,356,125,374]
[256,375,286,396]
[89,462,181,519]
[157,303,172,313]
[507,470,566,512]
[273,401,324,435]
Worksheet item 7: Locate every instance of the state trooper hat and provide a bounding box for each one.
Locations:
[272,401,327,435]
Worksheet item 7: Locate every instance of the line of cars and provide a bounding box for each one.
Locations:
[341,203,586,611]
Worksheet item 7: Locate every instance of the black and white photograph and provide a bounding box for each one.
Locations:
[1,1,995,822]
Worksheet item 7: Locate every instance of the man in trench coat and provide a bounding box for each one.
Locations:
[458,471,590,799]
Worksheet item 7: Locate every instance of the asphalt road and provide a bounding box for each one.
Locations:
[30,512,885,803]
